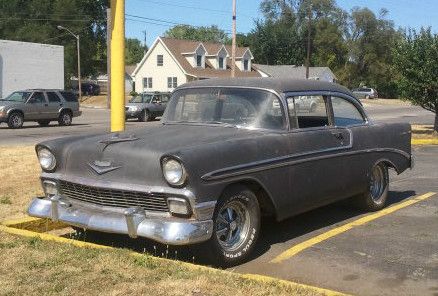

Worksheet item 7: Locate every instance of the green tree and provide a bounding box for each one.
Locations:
[125,38,147,65]
[164,25,229,43]
[0,0,107,86]
[340,8,400,98]
[394,28,438,132]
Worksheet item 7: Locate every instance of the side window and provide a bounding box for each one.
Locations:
[47,92,61,103]
[287,95,329,128]
[331,96,365,126]
[30,92,45,103]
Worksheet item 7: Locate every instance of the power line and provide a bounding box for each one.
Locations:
[0,17,90,22]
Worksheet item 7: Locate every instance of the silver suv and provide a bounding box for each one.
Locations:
[352,87,378,99]
[0,89,82,128]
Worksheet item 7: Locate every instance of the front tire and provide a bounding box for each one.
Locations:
[355,163,389,211]
[138,110,150,122]
[201,185,260,267]
[7,112,24,129]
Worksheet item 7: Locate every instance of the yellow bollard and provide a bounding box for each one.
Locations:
[110,0,125,132]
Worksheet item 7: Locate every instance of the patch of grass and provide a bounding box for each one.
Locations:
[0,146,43,221]
[0,196,12,205]
[411,125,438,139]
[80,94,130,109]
[0,232,326,296]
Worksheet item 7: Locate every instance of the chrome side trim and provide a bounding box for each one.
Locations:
[27,197,213,245]
[202,148,410,181]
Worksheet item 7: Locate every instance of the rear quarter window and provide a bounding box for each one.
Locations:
[60,91,79,102]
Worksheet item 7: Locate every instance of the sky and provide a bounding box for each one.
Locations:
[125,0,438,47]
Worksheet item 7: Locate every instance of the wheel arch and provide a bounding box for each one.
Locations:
[7,108,24,117]
[219,178,278,219]
[59,108,73,115]
[372,158,400,174]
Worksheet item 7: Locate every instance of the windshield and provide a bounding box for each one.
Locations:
[163,88,286,130]
[2,91,32,102]
[130,94,153,103]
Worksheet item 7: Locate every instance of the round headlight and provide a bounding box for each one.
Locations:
[37,148,56,171]
[162,158,186,186]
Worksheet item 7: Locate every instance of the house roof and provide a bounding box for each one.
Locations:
[253,64,336,80]
[125,64,137,76]
[133,37,259,79]
[177,77,353,97]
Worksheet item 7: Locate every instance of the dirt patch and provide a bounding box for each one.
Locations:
[80,95,131,109]
[411,125,438,139]
[0,146,42,221]
[0,232,325,296]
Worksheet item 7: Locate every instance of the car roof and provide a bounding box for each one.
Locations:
[177,77,354,97]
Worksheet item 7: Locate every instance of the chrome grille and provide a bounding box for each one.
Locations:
[59,181,169,212]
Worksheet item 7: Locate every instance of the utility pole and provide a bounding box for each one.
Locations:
[305,1,312,79]
[106,8,111,109]
[231,0,237,78]
[143,30,147,54]
[110,0,125,132]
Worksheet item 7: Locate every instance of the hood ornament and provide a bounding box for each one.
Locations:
[100,133,138,152]
[88,160,121,175]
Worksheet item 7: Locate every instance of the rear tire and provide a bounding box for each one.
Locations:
[7,112,24,129]
[198,185,260,267]
[354,163,389,211]
[37,120,50,127]
[58,111,72,126]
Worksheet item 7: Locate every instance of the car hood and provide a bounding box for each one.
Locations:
[41,124,268,187]
[0,100,21,108]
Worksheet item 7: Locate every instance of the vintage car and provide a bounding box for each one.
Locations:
[28,78,412,266]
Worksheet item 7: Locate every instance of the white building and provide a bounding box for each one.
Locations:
[254,64,337,82]
[132,37,259,92]
[0,40,64,98]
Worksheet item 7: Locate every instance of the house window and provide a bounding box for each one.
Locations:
[219,57,224,69]
[157,55,163,66]
[167,77,177,88]
[196,55,203,67]
[243,59,249,71]
[143,77,152,89]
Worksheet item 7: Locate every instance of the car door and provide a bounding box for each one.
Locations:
[46,91,62,119]
[279,94,352,217]
[25,91,46,120]
[158,94,170,115]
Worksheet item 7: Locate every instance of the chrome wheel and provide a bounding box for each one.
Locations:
[216,199,251,252]
[8,112,23,128]
[12,115,22,126]
[63,114,71,125]
[370,165,386,203]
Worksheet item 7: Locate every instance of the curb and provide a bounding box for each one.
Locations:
[1,217,349,296]
[411,138,438,145]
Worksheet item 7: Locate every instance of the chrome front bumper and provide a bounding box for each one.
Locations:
[28,196,213,245]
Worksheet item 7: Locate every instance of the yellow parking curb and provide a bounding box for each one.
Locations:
[411,138,438,145]
[0,220,348,296]
[1,216,66,233]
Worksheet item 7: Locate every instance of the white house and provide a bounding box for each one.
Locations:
[132,37,260,92]
[0,40,64,98]
[95,65,136,93]
[254,64,337,82]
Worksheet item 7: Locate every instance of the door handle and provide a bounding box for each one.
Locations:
[44,103,48,107]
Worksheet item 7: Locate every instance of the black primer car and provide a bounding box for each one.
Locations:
[28,78,412,266]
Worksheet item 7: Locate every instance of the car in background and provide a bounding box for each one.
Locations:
[0,89,81,128]
[352,87,378,99]
[125,92,170,121]
[73,82,101,96]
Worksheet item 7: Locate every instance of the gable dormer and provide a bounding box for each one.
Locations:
[236,48,253,72]
[194,43,206,68]
[206,45,229,70]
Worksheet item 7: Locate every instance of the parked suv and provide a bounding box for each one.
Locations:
[352,87,378,99]
[125,92,170,121]
[0,89,82,129]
